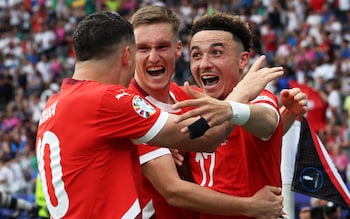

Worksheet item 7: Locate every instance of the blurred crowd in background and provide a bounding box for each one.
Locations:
[1,0,350,218]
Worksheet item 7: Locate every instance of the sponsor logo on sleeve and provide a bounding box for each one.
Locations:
[132,96,156,118]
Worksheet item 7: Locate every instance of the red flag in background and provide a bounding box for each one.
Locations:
[292,117,350,208]
[289,80,327,133]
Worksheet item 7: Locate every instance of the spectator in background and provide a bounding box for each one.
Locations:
[266,0,284,38]
[338,0,350,22]
[261,22,277,64]
[28,91,45,124]
[310,206,327,219]
[285,4,300,33]
[0,155,15,194]
[39,82,59,103]
[26,71,45,97]
[7,155,27,194]
[33,22,56,58]
[325,204,342,219]
[332,144,349,183]
[275,35,292,63]
[0,67,15,106]
[174,37,192,85]
[273,65,296,95]
[299,206,311,219]
[324,78,342,125]
[343,92,350,128]
[2,103,20,133]
[35,54,52,88]
[312,56,336,91]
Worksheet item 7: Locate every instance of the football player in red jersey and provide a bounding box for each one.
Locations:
[173,13,307,219]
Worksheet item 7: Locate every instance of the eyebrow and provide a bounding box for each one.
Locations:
[191,42,225,52]
[136,40,172,47]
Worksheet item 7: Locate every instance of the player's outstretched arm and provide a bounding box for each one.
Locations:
[147,110,234,152]
[218,55,284,138]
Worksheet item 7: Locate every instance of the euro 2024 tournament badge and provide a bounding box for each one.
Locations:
[133,96,156,118]
[299,167,324,192]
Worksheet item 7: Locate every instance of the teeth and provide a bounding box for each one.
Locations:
[146,66,165,77]
[202,75,216,80]
[147,66,163,71]
[201,75,219,86]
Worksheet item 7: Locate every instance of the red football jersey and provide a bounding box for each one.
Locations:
[129,80,199,219]
[36,78,169,219]
[189,89,283,219]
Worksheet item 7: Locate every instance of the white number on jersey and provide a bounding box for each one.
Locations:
[195,152,216,187]
[37,131,69,218]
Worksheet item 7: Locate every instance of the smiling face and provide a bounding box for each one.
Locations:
[134,23,182,97]
[190,30,249,100]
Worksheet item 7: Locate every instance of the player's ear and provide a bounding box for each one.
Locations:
[176,40,183,58]
[239,51,249,72]
[121,46,133,68]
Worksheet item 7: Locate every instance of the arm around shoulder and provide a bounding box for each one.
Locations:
[142,154,283,217]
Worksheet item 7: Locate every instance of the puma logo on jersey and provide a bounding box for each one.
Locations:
[115,90,131,100]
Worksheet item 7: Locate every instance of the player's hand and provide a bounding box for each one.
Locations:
[170,149,184,166]
[280,88,307,117]
[248,186,283,219]
[226,55,284,102]
[173,82,232,128]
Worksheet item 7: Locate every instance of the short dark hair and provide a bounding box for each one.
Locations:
[310,206,326,219]
[324,204,339,217]
[73,12,135,61]
[190,13,252,52]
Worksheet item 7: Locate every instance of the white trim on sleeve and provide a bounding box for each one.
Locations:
[139,148,171,165]
[131,111,169,144]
